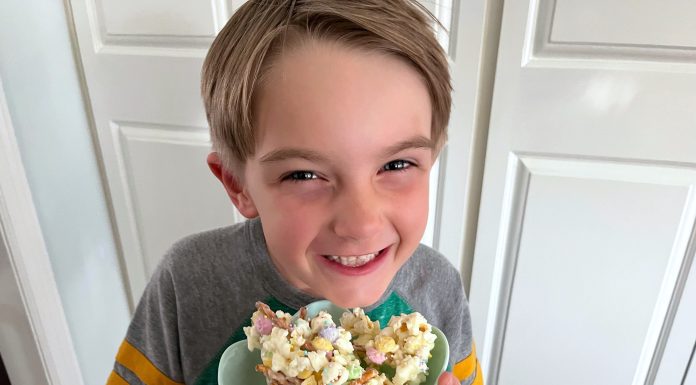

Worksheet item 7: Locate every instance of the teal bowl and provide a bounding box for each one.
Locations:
[218,300,449,385]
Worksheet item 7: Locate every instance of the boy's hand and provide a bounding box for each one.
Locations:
[438,372,460,385]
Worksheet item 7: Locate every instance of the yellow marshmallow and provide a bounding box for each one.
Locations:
[298,369,314,379]
[375,336,397,353]
[262,357,272,367]
[311,337,333,351]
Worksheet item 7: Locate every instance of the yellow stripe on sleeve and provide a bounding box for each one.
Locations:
[107,370,129,385]
[453,342,478,381]
[472,359,484,385]
[114,340,184,385]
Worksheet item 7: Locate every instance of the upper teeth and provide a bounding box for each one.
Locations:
[326,252,377,267]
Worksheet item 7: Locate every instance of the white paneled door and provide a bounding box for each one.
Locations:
[469,1,696,385]
[69,0,463,305]
[69,0,247,305]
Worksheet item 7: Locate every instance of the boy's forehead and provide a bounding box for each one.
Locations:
[256,40,429,107]
[252,41,432,158]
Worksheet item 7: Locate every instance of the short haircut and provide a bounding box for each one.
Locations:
[201,0,451,170]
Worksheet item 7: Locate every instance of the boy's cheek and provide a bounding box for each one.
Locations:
[379,168,428,190]
[277,184,334,202]
[253,183,331,214]
[268,196,333,226]
[393,181,430,234]
[263,201,328,240]
[389,176,430,210]
[396,201,429,241]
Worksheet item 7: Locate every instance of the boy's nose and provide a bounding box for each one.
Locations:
[330,186,383,241]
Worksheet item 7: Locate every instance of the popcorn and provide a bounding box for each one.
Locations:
[392,356,426,385]
[322,361,350,385]
[341,308,380,347]
[380,313,437,385]
[307,351,329,372]
[244,301,437,385]
[390,313,436,359]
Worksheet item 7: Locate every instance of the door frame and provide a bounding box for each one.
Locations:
[0,77,84,385]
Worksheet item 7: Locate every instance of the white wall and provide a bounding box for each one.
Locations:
[0,1,131,384]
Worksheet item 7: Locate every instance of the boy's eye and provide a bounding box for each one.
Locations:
[282,171,318,182]
[382,159,413,172]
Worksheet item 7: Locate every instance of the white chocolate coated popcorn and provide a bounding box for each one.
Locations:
[383,313,436,385]
[245,303,436,385]
[340,308,380,347]
[322,361,350,385]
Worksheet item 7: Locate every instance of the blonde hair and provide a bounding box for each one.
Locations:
[201,0,451,170]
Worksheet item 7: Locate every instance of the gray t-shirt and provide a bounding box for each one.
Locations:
[108,218,480,385]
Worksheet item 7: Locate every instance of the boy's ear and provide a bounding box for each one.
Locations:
[206,152,259,219]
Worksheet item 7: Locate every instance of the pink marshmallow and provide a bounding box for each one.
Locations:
[254,317,273,335]
[366,347,386,365]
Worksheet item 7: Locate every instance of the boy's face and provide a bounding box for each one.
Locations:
[216,41,434,308]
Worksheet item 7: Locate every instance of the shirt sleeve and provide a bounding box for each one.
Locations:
[107,261,185,385]
[440,267,484,385]
[452,342,483,385]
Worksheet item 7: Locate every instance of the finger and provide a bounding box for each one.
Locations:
[438,372,459,385]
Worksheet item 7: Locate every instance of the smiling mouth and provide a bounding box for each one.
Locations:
[322,249,385,268]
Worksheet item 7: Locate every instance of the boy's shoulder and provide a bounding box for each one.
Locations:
[127,219,275,383]
[396,243,463,291]
[393,243,465,303]
[164,222,248,263]
[151,219,261,293]
[390,243,468,324]
[164,220,249,264]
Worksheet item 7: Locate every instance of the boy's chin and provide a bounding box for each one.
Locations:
[322,285,386,309]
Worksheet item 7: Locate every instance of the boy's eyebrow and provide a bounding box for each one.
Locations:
[382,135,434,156]
[259,148,328,164]
[258,135,434,164]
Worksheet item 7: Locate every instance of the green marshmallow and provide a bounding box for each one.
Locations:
[348,364,364,380]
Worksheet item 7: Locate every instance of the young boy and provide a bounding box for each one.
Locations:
[107,1,482,384]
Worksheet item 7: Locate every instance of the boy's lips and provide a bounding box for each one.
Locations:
[318,246,391,276]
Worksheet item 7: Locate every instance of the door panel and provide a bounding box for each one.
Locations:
[98,0,218,37]
[86,0,234,54]
[113,123,238,275]
[491,155,695,385]
[551,0,696,47]
[470,0,696,384]
[524,0,696,70]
